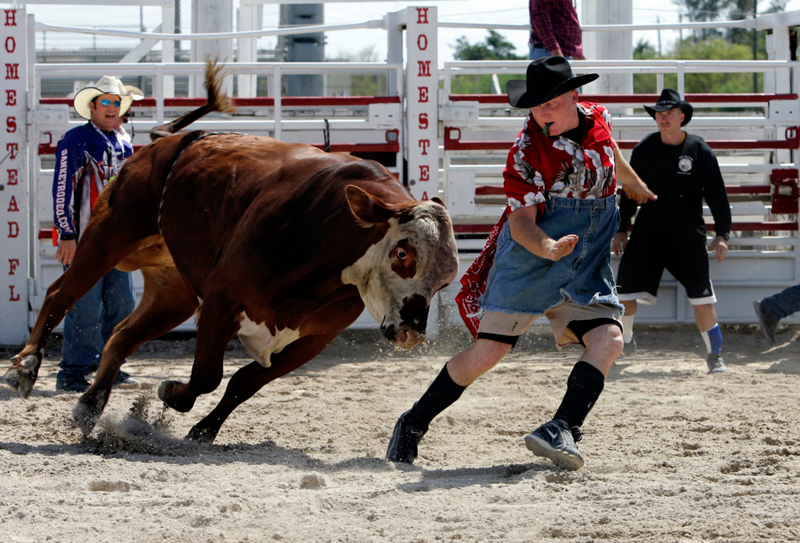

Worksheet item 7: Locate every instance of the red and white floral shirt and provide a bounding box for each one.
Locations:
[503,102,617,216]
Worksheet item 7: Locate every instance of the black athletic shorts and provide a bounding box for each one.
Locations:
[615,234,716,305]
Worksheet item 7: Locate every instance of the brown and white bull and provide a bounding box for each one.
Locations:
[4,79,459,444]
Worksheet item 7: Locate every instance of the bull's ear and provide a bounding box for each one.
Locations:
[431,196,447,209]
[345,185,396,226]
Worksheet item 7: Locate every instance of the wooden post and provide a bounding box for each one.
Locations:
[405,6,437,202]
[191,0,233,96]
[1,7,29,344]
[581,0,633,98]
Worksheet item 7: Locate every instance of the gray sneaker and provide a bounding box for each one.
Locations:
[524,419,585,470]
[753,300,779,346]
[622,339,637,357]
[706,353,727,373]
[114,370,140,389]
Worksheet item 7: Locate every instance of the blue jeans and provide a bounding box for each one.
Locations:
[761,284,800,321]
[481,195,621,315]
[59,267,136,379]
[529,44,551,60]
[529,44,573,60]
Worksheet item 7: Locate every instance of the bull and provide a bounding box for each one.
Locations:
[4,63,459,444]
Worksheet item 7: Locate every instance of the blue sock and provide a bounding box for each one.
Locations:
[701,324,723,355]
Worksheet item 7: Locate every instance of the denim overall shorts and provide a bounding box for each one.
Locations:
[480,194,622,315]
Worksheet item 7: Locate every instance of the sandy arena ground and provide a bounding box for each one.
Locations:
[1,323,799,543]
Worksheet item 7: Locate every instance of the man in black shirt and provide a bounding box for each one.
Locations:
[612,89,732,373]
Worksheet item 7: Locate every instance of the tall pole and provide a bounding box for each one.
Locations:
[191,0,233,96]
[657,15,661,56]
[139,7,145,89]
[281,4,325,97]
[175,0,181,55]
[752,0,758,92]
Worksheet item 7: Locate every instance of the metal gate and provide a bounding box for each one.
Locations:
[2,5,799,345]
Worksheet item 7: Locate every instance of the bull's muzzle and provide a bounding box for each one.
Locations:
[381,323,426,349]
[381,294,429,349]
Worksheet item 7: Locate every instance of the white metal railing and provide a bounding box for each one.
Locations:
[34,61,404,138]
[443,60,800,107]
[33,18,386,41]
[442,59,798,177]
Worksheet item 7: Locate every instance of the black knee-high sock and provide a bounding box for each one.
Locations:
[405,364,467,430]
[553,361,605,429]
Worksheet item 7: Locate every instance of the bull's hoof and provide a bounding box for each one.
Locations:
[73,393,108,437]
[3,367,22,391]
[157,380,196,413]
[4,353,43,399]
[186,424,219,444]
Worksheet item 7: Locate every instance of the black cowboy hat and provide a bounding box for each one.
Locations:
[644,88,693,126]
[506,56,599,109]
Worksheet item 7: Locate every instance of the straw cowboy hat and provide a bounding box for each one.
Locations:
[73,76,144,120]
[506,56,599,109]
[644,88,693,126]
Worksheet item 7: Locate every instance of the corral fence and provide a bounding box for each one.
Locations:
[0,4,798,344]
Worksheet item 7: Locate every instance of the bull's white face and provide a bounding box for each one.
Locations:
[341,198,459,349]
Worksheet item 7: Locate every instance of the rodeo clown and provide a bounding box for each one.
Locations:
[612,89,732,373]
[386,56,656,470]
[51,76,143,392]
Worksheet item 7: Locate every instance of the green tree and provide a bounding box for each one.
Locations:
[673,0,733,22]
[453,30,522,61]
[725,0,755,46]
[632,39,662,94]
[450,31,524,95]
[674,37,764,93]
[633,36,765,94]
[675,0,785,50]
[672,0,732,40]
[763,0,789,11]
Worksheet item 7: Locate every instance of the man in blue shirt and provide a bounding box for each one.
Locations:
[53,76,143,392]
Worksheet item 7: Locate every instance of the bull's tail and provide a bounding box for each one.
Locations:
[150,58,235,141]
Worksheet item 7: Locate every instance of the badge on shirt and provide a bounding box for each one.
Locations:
[678,156,693,173]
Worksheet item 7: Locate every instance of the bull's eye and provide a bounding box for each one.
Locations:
[391,239,417,279]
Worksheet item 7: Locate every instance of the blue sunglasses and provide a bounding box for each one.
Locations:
[98,99,121,107]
